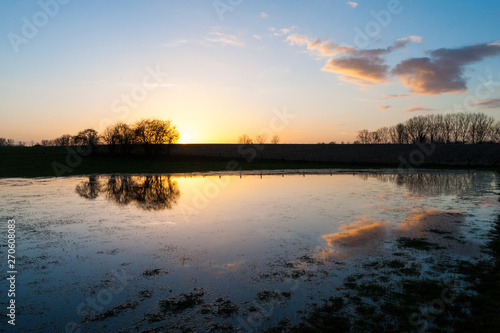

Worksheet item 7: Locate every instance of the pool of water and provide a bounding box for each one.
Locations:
[0,170,498,332]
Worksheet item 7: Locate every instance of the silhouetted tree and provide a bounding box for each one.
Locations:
[133,119,179,156]
[357,112,496,144]
[102,122,134,155]
[270,135,280,144]
[54,134,73,146]
[238,134,253,144]
[74,129,100,152]
[254,134,267,144]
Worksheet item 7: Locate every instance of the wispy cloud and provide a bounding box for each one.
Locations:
[260,12,269,19]
[271,26,296,37]
[380,94,411,99]
[377,105,391,111]
[158,39,189,48]
[253,34,261,40]
[347,1,358,8]
[287,34,351,57]
[203,31,243,46]
[393,42,500,95]
[471,98,500,109]
[404,106,436,113]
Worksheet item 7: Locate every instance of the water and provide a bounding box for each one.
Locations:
[0,170,498,332]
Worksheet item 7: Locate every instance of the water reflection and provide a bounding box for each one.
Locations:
[359,172,493,196]
[75,175,181,210]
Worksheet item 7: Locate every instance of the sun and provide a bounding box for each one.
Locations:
[175,124,199,144]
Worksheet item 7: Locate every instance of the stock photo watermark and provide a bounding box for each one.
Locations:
[177,106,296,222]
[64,269,132,333]
[405,279,463,333]
[354,0,413,48]
[6,219,17,326]
[8,0,72,54]
[213,0,244,21]
[50,65,169,177]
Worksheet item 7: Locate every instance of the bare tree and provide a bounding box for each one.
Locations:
[74,129,100,152]
[254,134,267,144]
[238,134,253,144]
[375,127,390,143]
[131,119,179,156]
[356,129,370,144]
[54,134,73,146]
[102,122,135,155]
[469,112,494,143]
[406,116,428,143]
[270,135,280,144]
[41,140,53,146]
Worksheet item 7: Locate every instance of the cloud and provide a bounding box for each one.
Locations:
[253,35,261,40]
[347,1,358,8]
[287,34,352,57]
[204,32,243,46]
[380,94,410,99]
[393,42,500,95]
[377,105,391,111]
[322,217,388,248]
[260,12,269,18]
[320,39,420,85]
[271,26,295,37]
[286,33,311,46]
[159,39,189,48]
[471,98,500,109]
[404,106,436,113]
[323,56,389,84]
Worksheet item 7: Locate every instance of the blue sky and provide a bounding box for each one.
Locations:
[1,0,499,143]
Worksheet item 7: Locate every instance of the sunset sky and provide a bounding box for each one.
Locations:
[1,0,500,144]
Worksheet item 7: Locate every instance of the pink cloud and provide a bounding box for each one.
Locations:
[393,43,500,95]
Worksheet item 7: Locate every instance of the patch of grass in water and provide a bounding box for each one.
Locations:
[427,228,452,235]
[158,288,205,313]
[397,237,445,251]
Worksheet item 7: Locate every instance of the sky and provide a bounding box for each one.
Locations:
[1,0,500,144]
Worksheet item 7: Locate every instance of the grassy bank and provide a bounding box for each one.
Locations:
[1,146,498,178]
[0,146,367,178]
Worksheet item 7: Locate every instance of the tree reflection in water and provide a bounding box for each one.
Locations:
[75,175,181,210]
[359,172,495,196]
[75,175,101,200]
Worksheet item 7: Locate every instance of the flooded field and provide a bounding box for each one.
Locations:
[0,170,498,332]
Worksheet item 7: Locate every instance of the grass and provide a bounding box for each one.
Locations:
[456,214,500,332]
[1,145,496,178]
[0,146,380,178]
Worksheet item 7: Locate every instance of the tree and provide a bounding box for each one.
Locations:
[356,129,370,144]
[406,116,428,143]
[74,129,100,152]
[0,138,6,146]
[41,140,53,146]
[54,134,73,146]
[468,112,494,143]
[238,134,253,144]
[270,135,280,144]
[254,134,267,144]
[102,122,134,155]
[133,119,179,156]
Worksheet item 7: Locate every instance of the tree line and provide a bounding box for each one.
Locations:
[238,134,280,144]
[40,118,179,156]
[356,112,499,144]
